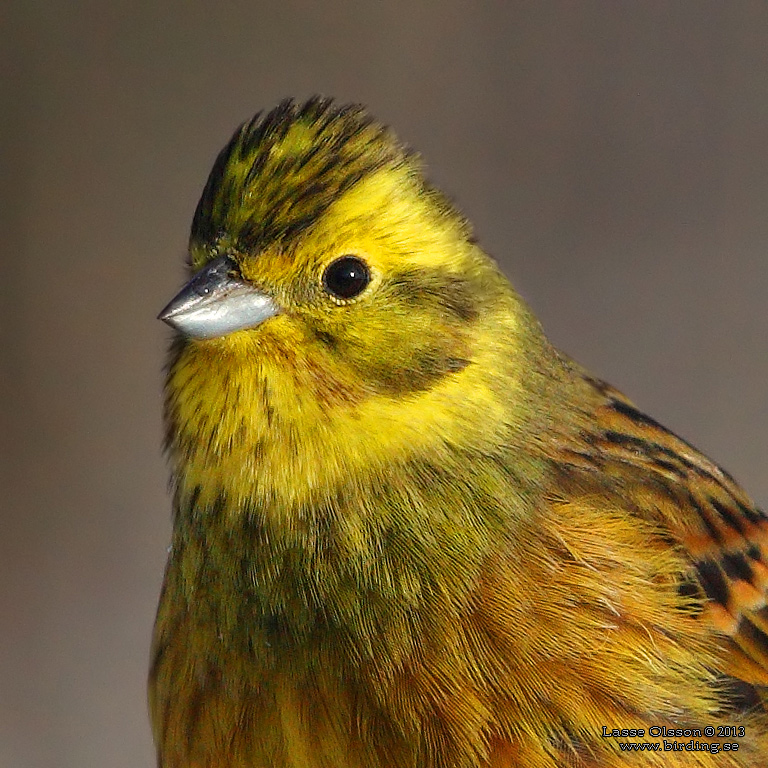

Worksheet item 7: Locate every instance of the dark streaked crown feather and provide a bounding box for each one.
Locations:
[190,97,408,255]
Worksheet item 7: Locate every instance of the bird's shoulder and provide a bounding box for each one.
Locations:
[552,373,768,688]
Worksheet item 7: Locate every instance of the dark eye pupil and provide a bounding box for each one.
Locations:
[323,256,370,299]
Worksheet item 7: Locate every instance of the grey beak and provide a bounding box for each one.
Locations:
[158,256,279,339]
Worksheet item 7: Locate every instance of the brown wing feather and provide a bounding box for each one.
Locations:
[582,376,768,690]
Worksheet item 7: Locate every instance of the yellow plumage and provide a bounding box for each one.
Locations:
[150,98,768,767]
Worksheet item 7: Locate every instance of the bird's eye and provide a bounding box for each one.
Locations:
[322,256,371,300]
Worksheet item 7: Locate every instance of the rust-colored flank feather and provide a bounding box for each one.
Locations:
[585,377,768,686]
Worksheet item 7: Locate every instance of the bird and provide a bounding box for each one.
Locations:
[150,97,768,767]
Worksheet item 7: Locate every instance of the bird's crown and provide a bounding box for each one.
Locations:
[190,97,409,263]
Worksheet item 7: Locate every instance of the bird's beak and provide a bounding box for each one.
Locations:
[158,256,279,339]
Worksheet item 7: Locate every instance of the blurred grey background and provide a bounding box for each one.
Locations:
[2,2,767,766]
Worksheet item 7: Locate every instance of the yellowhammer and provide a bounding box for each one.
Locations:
[150,97,768,767]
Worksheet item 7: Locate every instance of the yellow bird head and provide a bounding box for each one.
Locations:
[160,98,547,511]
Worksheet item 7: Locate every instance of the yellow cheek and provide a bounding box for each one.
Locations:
[168,308,519,514]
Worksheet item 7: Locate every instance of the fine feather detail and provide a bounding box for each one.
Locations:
[580,375,768,690]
